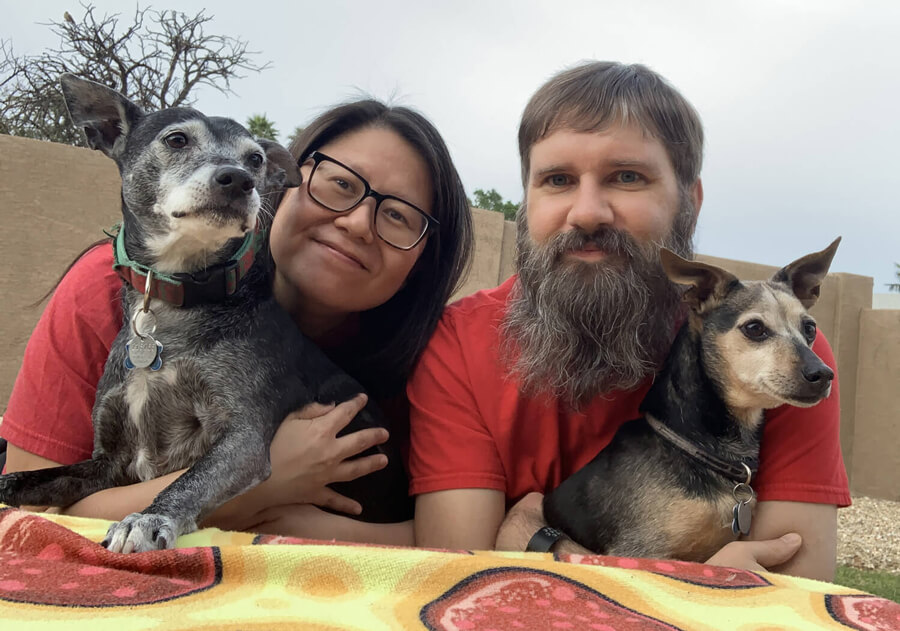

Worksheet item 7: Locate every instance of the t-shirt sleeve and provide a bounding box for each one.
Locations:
[754,332,851,507]
[1,245,122,465]
[407,308,506,495]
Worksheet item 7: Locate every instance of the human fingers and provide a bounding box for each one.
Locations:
[335,426,389,461]
[331,453,389,483]
[311,489,363,516]
[320,394,369,434]
[285,402,336,421]
[706,534,802,571]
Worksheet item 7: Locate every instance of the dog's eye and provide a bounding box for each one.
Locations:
[802,320,817,343]
[164,132,189,149]
[248,153,264,169]
[741,320,769,341]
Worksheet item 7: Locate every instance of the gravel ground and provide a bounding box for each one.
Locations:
[837,496,900,574]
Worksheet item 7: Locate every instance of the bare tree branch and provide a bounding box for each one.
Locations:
[0,2,270,145]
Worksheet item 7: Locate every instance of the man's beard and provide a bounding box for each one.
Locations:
[500,195,696,408]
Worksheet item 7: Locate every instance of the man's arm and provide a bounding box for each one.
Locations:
[415,489,507,550]
[745,500,837,581]
[494,492,835,581]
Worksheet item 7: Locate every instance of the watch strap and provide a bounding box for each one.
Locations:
[526,526,566,553]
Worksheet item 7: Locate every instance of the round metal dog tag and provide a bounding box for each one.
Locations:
[732,501,752,536]
[127,335,160,369]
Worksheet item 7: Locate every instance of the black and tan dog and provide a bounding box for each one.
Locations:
[0,75,412,552]
[543,239,840,561]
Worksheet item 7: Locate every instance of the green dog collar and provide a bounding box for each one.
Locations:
[108,224,264,307]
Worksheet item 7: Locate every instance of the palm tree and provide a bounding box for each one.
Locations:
[888,263,900,292]
[286,125,305,147]
[246,114,279,142]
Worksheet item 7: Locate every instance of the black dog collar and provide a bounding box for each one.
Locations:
[646,416,758,484]
[526,526,567,553]
[109,224,263,307]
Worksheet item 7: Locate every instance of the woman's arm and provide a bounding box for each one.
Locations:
[4,443,186,519]
[252,504,415,547]
[4,396,392,533]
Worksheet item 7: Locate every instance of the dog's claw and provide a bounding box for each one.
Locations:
[104,512,182,553]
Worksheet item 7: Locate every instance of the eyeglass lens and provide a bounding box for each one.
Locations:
[309,160,428,249]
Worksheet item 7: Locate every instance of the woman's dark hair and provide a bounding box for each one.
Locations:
[268,100,474,397]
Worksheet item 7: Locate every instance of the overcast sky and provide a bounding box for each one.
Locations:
[6,0,899,291]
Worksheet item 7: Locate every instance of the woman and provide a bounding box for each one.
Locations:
[1,99,473,546]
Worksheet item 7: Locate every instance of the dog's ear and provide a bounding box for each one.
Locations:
[771,237,841,309]
[59,74,143,160]
[257,139,302,193]
[660,248,740,312]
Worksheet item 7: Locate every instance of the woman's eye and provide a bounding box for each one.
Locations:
[741,320,769,341]
[248,153,264,169]
[329,177,354,193]
[387,208,410,227]
[164,132,189,149]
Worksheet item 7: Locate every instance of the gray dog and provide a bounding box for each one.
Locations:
[0,75,412,552]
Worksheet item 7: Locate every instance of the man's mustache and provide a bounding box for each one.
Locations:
[545,227,645,262]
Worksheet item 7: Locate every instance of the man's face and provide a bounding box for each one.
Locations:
[525,124,698,259]
[502,123,702,406]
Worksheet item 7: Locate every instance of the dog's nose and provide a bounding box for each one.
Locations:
[213,166,254,197]
[801,360,834,383]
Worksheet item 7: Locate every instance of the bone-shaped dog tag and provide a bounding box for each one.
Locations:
[125,335,164,370]
[731,500,752,536]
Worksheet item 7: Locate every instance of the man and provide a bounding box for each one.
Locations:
[408,61,849,581]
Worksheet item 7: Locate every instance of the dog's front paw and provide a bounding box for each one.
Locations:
[102,512,184,553]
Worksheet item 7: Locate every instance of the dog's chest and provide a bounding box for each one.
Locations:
[120,359,219,481]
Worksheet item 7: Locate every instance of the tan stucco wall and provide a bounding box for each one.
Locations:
[0,135,120,409]
[851,309,900,500]
[2,135,897,499]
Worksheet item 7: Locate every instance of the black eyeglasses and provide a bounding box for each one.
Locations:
[301,151,439,250]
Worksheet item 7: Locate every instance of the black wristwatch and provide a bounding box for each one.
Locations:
[526,526,566,553]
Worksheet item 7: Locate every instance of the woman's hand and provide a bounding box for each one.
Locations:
[212,394,389,530]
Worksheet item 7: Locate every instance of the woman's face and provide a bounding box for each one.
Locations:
[270,126,433,331]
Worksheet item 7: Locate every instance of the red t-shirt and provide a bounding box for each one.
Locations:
[408,276,851,507]
[2,244,122,464]
[2,244,412,468]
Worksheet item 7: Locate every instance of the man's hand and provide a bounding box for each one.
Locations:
[495,492,546,551]
[706,533,803,573]
[495,492,592,554]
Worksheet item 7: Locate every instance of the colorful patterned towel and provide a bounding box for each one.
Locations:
[0,505,896,630]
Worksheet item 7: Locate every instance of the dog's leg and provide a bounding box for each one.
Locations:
[102,426,272,553]
[0,458,119,507]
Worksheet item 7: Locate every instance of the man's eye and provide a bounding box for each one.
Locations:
[547,174,569,187]
[616,171,641,184]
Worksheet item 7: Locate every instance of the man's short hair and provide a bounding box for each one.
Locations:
[518,61,704,192]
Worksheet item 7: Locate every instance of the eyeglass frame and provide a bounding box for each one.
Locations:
[299,150,440,251]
